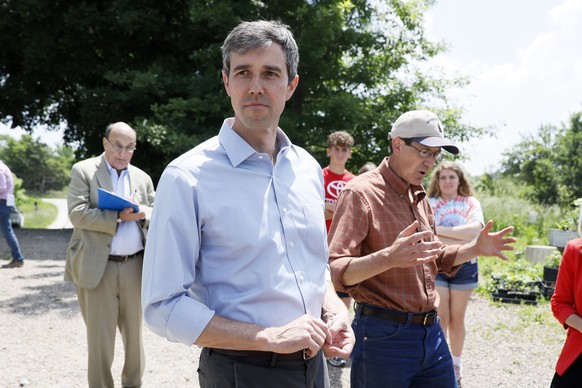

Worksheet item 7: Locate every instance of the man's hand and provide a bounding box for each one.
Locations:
[322,311,354,359]
[384,221,443,269]
[339,221,444,286]
[118,206,146,222]
[473,220,516,260]
[261,314,330,358]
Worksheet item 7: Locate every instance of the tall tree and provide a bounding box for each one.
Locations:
[0,0,483,182]
[554,112,582,205]
[500,112,582,208]
[0,135,74,193]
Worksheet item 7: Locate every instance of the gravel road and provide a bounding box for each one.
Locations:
[0,257,566,387]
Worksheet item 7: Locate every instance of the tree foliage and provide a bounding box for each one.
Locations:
[0,0,485,183]
[0,135,74,193]
[500,112,582,208]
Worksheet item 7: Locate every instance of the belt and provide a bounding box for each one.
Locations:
[359,304,438,325]
[209,348,309,361]
[108,250,143,262]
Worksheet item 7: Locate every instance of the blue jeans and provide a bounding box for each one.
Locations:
[0,201,24,262]
[350,306,457,388]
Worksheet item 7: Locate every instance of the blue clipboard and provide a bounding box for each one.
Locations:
[97,188,139,212]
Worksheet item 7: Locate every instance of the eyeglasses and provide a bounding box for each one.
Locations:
[403,139,442,161]
[105,137,136,154]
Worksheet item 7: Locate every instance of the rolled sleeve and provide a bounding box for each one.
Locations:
[438,244,462,277]
[329,257,353,293]
[143,295,215,345]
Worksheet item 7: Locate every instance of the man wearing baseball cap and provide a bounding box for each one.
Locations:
[327,109,515,387]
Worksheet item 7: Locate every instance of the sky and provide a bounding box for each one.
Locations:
[0,122,65,149]
[424,0,582,176]
[2,0,582,176]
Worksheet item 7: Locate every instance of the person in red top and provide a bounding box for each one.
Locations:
[551,222,582,387]
[323,131,356,233]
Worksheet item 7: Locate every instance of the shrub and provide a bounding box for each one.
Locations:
[477,191,561,245]
[545,250,562,268]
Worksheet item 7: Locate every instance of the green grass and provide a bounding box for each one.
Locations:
[25,188,68,199]
[19,198,58,228]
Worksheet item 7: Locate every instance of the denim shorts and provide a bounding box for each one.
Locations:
[435,259,478,290]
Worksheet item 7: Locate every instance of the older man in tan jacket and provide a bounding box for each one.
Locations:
[66,122,155,388]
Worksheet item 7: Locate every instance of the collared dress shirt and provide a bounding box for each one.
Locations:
[142,118,329,346]
[105,161,143,256]
[328,157,460,313]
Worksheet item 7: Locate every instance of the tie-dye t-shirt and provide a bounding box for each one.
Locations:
[429,195,484,265]
[428,196,484,229]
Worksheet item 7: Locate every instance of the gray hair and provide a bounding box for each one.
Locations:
[221,20,299,85]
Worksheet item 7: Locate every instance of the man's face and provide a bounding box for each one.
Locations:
[326,145,352,165]
[222,44,298,134]
[103,126,136,172]
[392,138,440,186]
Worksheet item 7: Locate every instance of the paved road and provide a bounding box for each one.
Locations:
[42,198,73,229]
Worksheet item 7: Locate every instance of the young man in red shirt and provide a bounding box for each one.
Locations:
[323,131,355,233]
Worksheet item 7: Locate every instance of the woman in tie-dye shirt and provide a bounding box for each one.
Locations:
[427,161,484,385]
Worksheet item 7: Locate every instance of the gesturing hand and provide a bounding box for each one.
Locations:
[385,221,443,269]
[474,220,516,260]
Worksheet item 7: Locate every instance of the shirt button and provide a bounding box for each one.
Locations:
[289,242,295,248]
[258,155,264,159]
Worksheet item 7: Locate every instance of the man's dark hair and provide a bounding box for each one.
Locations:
[221,20,299,85]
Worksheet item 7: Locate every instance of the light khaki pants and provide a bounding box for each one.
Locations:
[77,255,145,388]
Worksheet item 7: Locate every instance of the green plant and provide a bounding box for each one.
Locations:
[552,202,580,231]
[545,250,562,268]
[490,272,539,293]
[479,253,543,295]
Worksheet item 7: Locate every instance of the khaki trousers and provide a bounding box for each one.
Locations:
[76,255,145,388]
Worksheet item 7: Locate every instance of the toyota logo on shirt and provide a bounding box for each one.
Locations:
[326,180,347,202]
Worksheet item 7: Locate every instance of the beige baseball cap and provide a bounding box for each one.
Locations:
[389,110,459,155]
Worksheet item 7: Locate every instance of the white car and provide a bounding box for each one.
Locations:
[10,206,24,228]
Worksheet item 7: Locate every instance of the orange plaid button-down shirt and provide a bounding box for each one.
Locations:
[328,157,460,313]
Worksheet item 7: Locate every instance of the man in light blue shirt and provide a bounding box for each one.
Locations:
[141,20,354,387]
